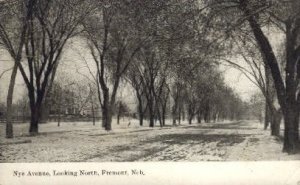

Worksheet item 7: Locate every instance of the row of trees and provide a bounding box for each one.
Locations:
[0,0,299,153]
[79,0,246,128]
[0,0,245,130]
[202,0,300,153]
[126,46,246,127]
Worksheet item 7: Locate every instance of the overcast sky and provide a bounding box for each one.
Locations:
[0,53,258,106]
[1,29,284,105]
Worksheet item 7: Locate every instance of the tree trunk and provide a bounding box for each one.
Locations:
[269,107,282,136]
[188,104,194,125]
[148,98,155,127]
[204,111,209,123]
[105,111,112,131]
[270,112,281,137]
[178,105,182,125]
[172,98,178,126]
[264,64,272,130]
[188,116,193,125]
[161,100,167,127]
[162,106,166,127]
[117,111,120,125]
[57,92,62,127]
[102,89,109,128]
[283,105,299,153]
[27,87,44,135]
[172,113,176,125]
[149,113,154,127]
[57,110,61,127]
[6,63,18,138]
[102,106,112,131]
[102,100,112,131]
[29,106,40,135]
[91,101,95,126]
[182,107,185,121]
[264,102,270,130]
[204,103,210,123]
[136,95,143,126]
[158,100,167,127]
[294,111,299,141]
[102,108,107,128]
[197,111,202,124]
[213,111,217,123]
[155,104,163,127]
[139,113,144,126]
[117,101,122,125]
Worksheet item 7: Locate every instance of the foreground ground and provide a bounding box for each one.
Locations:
[0,119,299,162]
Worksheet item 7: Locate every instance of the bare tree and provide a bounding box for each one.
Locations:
[204,0,300,153]
[125,66,148,126]
[219,37,282,136]
[0,0,36,138]
[82,1,158,130]
[14,0,93,134]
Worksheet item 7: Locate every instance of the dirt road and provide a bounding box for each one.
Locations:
[0,120,299,162]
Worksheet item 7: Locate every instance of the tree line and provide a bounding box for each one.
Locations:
[0,0,299,154]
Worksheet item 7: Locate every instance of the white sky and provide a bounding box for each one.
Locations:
[221,64,259,101]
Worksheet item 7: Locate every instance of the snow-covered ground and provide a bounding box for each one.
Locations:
[0,119,299,162]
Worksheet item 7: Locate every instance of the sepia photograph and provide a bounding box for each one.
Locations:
[0,0,300,184]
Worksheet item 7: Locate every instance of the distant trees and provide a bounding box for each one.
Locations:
[45,73,99,126]
[181,64,245,124]
[116,100,130,125]
[248,92,264,122]
[127,40,247,126]
[46,79,75,126]
[0,92,30,123]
